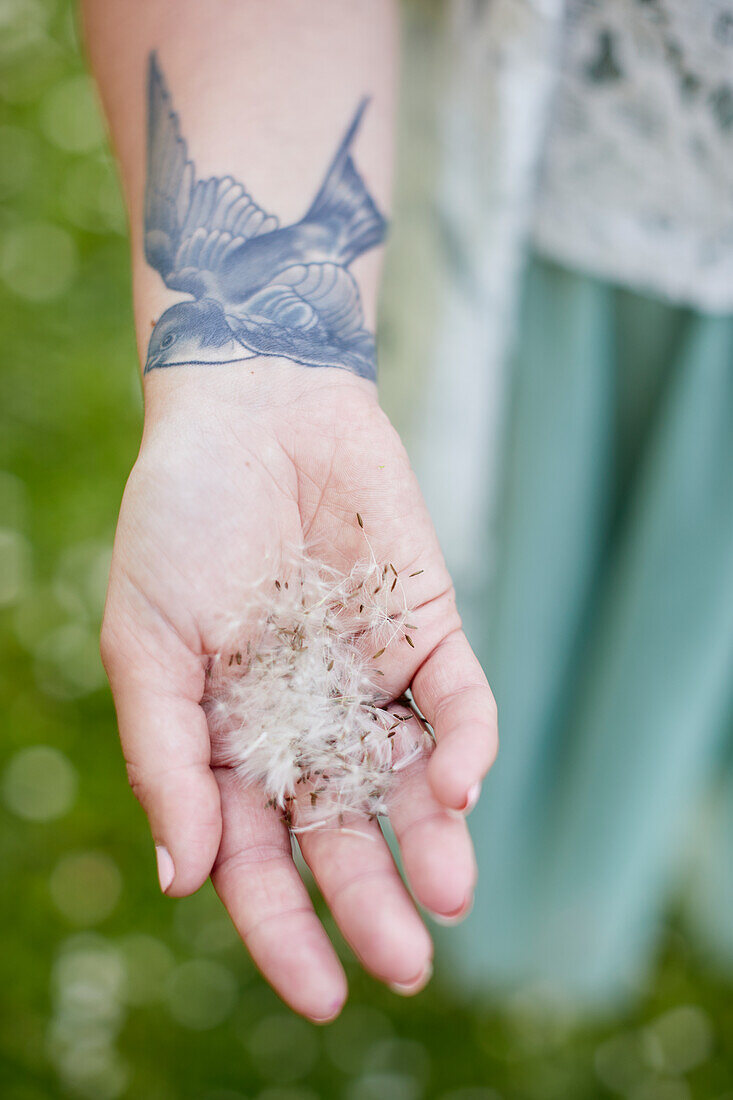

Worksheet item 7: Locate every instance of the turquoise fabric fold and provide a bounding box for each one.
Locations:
[447,255,733,1006]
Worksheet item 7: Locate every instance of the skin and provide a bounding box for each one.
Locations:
[83,0,498,1021]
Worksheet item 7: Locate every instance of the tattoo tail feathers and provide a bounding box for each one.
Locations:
[303,98,387,266]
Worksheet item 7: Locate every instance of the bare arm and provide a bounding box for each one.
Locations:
[82,0,497,1021]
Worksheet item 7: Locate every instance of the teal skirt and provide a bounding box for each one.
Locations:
[448,255,733,1007]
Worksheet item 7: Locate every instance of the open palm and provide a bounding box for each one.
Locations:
[101,362,497,1020]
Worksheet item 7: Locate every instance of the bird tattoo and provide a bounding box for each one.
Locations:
[143,53,387,381]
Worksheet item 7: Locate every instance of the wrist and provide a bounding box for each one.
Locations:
[140,356,380,436]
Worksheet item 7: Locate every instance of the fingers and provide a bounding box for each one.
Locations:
[411,630,498,810]
[110,679,222,898]
[387,749,477,923]
[297,817,433,994]
[212,768,347,1022]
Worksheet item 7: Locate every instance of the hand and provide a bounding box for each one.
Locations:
[101,360,498,1021]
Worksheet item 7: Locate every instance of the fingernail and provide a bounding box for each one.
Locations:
[310,997,345,1025]
[430,894,474,926]
[461,781,481,814]
[390,960,433,996]
[446,781,482,819]
[155,845,175,893]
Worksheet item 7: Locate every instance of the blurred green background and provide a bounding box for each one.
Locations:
[1,2,733,1098]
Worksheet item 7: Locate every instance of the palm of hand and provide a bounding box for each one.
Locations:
[102,365,496,1020]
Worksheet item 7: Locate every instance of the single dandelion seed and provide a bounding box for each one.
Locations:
[356,512,364,528]
[405,634,415,648]
[409,570,424,578]
[372,647,385,659]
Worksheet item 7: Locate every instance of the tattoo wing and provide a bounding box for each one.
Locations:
[229,263,376,380]
[145,53,278,295]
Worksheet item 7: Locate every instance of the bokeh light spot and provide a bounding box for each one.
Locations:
[117,933,174,1007]
[0,220,77,301]
[49,851,122,926]
[14,581,80,651]
[165,959,238,1030]
[594,1030,649,1094]
[0,0,52,59]
[34,621,106,698]
[364,1037,430,1084]
[643,1004,714,1076]
[2,744,76,821]
[246,1014,319,1084]
[52,934,126,1026]
[48,935,128,1100]
[323,1005,393,1074]
[56,1045,129,1100]
[39,73,105,153]
[55,538,112,623]
[61,157,126,234]
[174,882,242,955]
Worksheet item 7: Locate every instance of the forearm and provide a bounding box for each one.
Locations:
[81,0,397,394]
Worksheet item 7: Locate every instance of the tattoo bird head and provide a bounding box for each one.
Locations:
[144,298,253,372]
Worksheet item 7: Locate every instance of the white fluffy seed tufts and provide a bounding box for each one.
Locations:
[203,539,432,831]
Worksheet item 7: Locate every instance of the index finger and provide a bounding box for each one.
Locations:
[411,629,498,811]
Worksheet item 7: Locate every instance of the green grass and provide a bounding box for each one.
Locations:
[1,2,732,1097]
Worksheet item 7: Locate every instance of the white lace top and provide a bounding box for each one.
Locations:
[533,0,733,312]
[388,0,733,586]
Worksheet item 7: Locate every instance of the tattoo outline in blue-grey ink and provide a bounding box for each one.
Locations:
[143,53,386,381]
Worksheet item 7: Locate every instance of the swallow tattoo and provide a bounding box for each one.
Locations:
[143,53,386,380]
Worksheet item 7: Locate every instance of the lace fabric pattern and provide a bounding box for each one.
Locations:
[389,0,733,592]
[532,0,733,312]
